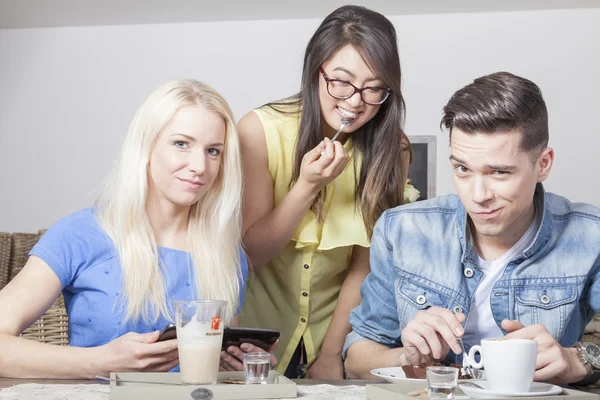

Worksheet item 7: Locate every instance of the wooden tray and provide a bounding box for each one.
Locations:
[109,371,296,400]
[366,381,600,400]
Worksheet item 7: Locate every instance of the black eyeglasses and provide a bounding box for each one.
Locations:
[319,67,391,105]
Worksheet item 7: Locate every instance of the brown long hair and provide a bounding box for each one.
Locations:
[268,5,410,237]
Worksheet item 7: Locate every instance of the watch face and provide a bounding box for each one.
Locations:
[583,343,600,369]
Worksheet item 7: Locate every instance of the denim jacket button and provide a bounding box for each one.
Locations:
[416,295,427,305]
[464,268,474,278]
[453,305,463,313]
[540,294,551,304]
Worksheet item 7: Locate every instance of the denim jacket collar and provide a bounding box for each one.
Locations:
[457,183,552,265]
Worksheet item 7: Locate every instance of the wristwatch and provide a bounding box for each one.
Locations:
[573,342,600,386]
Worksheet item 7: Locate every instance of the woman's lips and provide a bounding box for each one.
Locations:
[336,106,359,119]
[179,178,204,190]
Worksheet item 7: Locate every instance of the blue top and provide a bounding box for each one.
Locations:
[344,184,600,364]
[30,208,248,348]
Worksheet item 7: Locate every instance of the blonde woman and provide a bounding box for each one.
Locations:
[0,79,259,378]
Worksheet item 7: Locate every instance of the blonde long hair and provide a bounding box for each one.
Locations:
[95,79,243,324]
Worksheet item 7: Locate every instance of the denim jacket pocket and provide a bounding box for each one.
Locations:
[515,284,577,339]
[396,278,452,330]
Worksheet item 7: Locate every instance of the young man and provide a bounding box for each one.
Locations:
[343,72,600,385]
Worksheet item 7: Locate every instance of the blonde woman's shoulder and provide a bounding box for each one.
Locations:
[46,208,100,235]
[40,208,116,259]
[31,208,118,286]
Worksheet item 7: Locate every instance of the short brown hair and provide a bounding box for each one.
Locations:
[441,72,548,158]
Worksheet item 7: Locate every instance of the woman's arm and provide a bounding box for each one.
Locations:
[305,245,370,379]
[0,256,97,378]
[239,111,348,268]
[0,256,179,378]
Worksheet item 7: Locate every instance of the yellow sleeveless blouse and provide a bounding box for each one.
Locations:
[238,105,369,373]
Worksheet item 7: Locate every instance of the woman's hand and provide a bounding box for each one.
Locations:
[220,340,279,371]
[298,138,349,191]
[94,331,179,376]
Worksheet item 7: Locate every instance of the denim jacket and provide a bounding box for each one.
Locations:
[343,185,600,363]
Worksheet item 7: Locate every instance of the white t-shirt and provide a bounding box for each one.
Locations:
[462,206,542,347]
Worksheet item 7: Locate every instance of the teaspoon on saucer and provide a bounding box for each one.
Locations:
[459,381,485,390]
[95,375,178,385]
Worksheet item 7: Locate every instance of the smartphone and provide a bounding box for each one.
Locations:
[157,323,177,342]
[221,327,280,351]
[157,324,280,351]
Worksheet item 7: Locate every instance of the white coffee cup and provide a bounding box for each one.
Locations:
[468,338,537,394]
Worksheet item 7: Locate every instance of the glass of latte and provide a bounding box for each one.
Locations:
[175,300,227,385]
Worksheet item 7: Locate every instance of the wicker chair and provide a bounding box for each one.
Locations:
[0,233,10,290]
[584,314,600,345]
[1,230,69,346]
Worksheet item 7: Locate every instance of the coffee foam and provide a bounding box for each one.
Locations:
[484,338,535,343]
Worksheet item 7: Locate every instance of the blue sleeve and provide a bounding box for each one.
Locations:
[236,249,249,315]
[343,211,402,358]
[587,256,600,313]
[28,209,109,288]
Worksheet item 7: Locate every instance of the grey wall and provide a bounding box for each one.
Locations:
[1,8,598,232]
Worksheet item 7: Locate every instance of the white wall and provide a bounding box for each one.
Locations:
[1,8,598,232]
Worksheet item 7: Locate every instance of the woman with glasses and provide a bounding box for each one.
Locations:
[225,5,411,379]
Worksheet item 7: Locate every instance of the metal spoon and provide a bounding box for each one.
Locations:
[459,381,485,390]
[95,375,179,385]
[320,118,353,157]
[332,118,353,141]
[456,337,477,379]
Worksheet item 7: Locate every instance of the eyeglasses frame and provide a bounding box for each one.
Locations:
[319,67,391,105]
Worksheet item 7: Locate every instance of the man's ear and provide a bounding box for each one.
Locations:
[536,147,554,183]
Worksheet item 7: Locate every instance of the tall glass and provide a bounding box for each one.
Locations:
[175,300,227,385]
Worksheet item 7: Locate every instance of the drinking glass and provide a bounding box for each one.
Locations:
[426,366,459,400]
[175,300,227,385]
[243,352,271,384]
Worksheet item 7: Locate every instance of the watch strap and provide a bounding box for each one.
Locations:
[572,342,600,386]
[572,370,600,387]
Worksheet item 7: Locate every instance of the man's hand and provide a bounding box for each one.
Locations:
[502,320,589,384]
[305,353,344,379]
[400,306,466,365]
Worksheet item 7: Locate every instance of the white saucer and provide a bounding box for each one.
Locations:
[459,381,563,398]
[370,367,485,384]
